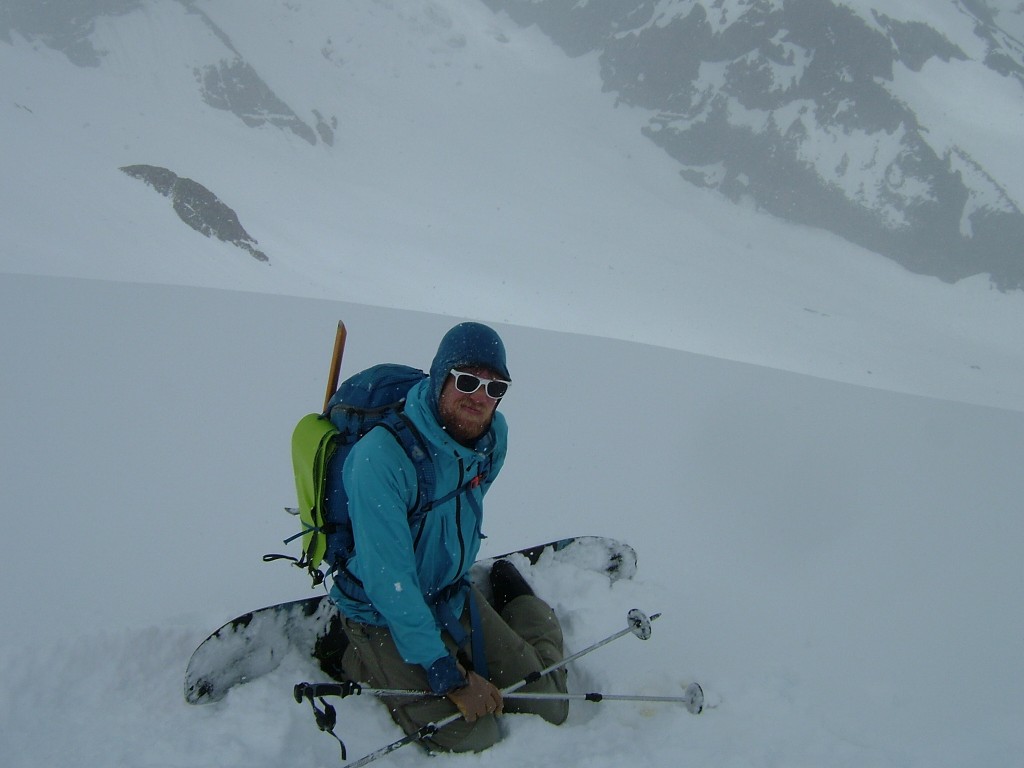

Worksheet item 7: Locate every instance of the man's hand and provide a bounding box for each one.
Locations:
[446,671,503,722]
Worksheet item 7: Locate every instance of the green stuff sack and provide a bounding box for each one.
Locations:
[287,413,340,579]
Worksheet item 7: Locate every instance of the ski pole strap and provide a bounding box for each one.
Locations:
[306,693,346,761]
[432,587,489,682]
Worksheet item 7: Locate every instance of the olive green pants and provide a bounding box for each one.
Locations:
[339,586,568,753]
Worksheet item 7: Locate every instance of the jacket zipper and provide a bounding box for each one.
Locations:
[455,456,467,576]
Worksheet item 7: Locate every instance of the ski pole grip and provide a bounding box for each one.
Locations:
[294,681,363,702]
[323,320,347,413]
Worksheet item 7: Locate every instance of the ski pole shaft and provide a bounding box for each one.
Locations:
[326,609,660,768]
[300,682,705,715]
[515,609,657,693]
[494,684,704,714]
[323,320,347,413]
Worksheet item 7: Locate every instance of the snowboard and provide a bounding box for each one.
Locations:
[185,536,636,704]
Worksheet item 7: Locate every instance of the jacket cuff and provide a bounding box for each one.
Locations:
[426,655,467,695]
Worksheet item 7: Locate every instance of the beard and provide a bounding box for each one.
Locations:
[439,399,494,446]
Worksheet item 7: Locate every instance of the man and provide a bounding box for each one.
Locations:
[330,322,569,753]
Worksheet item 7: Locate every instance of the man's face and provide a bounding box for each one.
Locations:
[437,365,502,445]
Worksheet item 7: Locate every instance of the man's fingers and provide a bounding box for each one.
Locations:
[447,674,503,722]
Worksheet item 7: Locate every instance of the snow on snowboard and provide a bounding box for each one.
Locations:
[185,536,637,704]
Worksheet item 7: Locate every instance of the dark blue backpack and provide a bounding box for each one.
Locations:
[272,363,490,589]
[322,364,431,567]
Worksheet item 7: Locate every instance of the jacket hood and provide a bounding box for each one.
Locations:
[427,322,510,416]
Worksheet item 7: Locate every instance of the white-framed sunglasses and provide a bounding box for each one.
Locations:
[449,369,511,400]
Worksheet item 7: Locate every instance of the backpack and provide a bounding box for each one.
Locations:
[270,363,491,589]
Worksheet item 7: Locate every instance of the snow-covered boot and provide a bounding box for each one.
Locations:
[489,559,535,614]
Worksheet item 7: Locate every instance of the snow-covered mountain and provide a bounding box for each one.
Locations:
[6,0,1024,289]
[482,0,1024,289]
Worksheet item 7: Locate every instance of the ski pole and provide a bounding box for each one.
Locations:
[486,685,704,714]
[323,320,347,413]
[304,609,659,767]
[296,681,705,715]
[529,608,657,684]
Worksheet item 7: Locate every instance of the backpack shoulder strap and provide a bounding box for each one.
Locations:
[374,411,436,526]
[374,411,492,529]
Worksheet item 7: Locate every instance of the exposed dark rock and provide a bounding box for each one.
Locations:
[195,58,318,145]
[5,0,338,147]
[0,0,141,66]
[180,1,333,145]
[120,164,269,263]
[873,12,966,72]
[313,110,337,146]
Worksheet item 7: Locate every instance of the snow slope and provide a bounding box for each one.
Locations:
[2,274,1022,768]
[2,1,1024,767]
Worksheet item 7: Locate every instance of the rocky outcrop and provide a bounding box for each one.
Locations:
[0,0,142,67]
[3,0,336,146]
[120,165,269,263]
[184,2,334,146]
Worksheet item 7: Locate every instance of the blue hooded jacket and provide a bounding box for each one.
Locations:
[329,323,510,687]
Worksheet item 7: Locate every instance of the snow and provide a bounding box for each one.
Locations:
[2,1,1023,767]
[886,53,1024,209]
